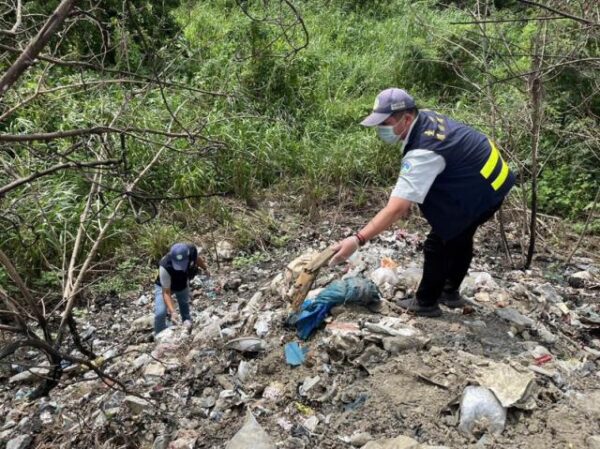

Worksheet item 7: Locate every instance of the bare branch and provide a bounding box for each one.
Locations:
[0,43,229,97]
[0,78,143,122]
[0,249,44,323]
[450,16,571,25]
[0,158,121,197]
[517,0,599,26]
[0,126,201,142]
[0,0,77,98]
[9,0,22,33]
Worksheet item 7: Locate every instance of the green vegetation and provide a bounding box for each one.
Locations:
[233,252,271,269]
[1,0,598,287]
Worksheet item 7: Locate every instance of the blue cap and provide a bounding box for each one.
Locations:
[169,243,190,271]
[360,88,416,127]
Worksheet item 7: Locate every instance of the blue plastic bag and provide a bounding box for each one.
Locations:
[284,342,308,366]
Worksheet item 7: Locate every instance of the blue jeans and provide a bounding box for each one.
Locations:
[154,285,191,334]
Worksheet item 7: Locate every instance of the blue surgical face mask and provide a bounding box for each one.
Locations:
[377,125,401,145]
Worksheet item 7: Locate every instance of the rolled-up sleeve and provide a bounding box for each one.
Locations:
[391,149,446,203]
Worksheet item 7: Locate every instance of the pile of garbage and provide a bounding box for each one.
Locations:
[1,225,599,449]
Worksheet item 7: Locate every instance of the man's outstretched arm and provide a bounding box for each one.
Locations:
[329,196,412,266]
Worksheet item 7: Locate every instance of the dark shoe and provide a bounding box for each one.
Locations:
[439,290,466,309]
[397,297,442,317]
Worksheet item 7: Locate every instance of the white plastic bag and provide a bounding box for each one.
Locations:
[458,386,506,436]
[370,268,399,288]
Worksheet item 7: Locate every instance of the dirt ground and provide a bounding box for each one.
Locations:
[1,199,599,449]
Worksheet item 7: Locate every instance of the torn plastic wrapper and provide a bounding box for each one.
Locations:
[284,342,308,366]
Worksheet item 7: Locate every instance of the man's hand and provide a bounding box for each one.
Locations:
[328,236,359,267]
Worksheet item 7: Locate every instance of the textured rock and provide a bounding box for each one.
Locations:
[568,271,593,288]
[534,283,563,304]
[6,435,32,449]
[124,396,151,414]
[382,336,427,354]
[132,315,154,332]
[587,435,600,449]
[143,362,166,377]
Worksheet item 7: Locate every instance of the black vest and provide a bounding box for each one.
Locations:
[404,110,515,240]
[155,245,198,291]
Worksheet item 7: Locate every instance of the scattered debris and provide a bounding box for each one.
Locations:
[2,223,598,449]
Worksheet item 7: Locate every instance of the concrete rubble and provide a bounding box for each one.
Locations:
[0,221,599,449]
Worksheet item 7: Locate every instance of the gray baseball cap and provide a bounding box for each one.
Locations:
[360,88,416,127]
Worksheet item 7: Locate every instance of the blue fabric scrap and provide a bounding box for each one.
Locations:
[288,277,381,340]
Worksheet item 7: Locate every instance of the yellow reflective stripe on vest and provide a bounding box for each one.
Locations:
[480,141,500,179]
[481,140,509,191]
[491,160,509,191]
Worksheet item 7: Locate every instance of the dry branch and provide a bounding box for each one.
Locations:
[0,0,77,98]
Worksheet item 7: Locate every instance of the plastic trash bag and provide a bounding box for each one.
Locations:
[288,277,380,340]
[458,386,506,436]
[370,267,399,288]
[226,410,275,449]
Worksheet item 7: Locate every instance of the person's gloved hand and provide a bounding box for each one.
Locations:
[328,236,359,267]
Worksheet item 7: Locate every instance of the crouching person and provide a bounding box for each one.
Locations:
[154,242,209,335]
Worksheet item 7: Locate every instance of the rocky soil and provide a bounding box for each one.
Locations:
[1,204,599,449]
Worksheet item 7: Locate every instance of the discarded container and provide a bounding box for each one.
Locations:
[226,410,275,449]
[458,386,507,436]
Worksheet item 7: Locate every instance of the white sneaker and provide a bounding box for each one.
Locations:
[183,320,193,329]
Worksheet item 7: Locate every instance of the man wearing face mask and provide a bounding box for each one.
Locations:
[329,88,515,317]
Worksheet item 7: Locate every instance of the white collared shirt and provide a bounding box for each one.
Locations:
[391,113,446,203]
